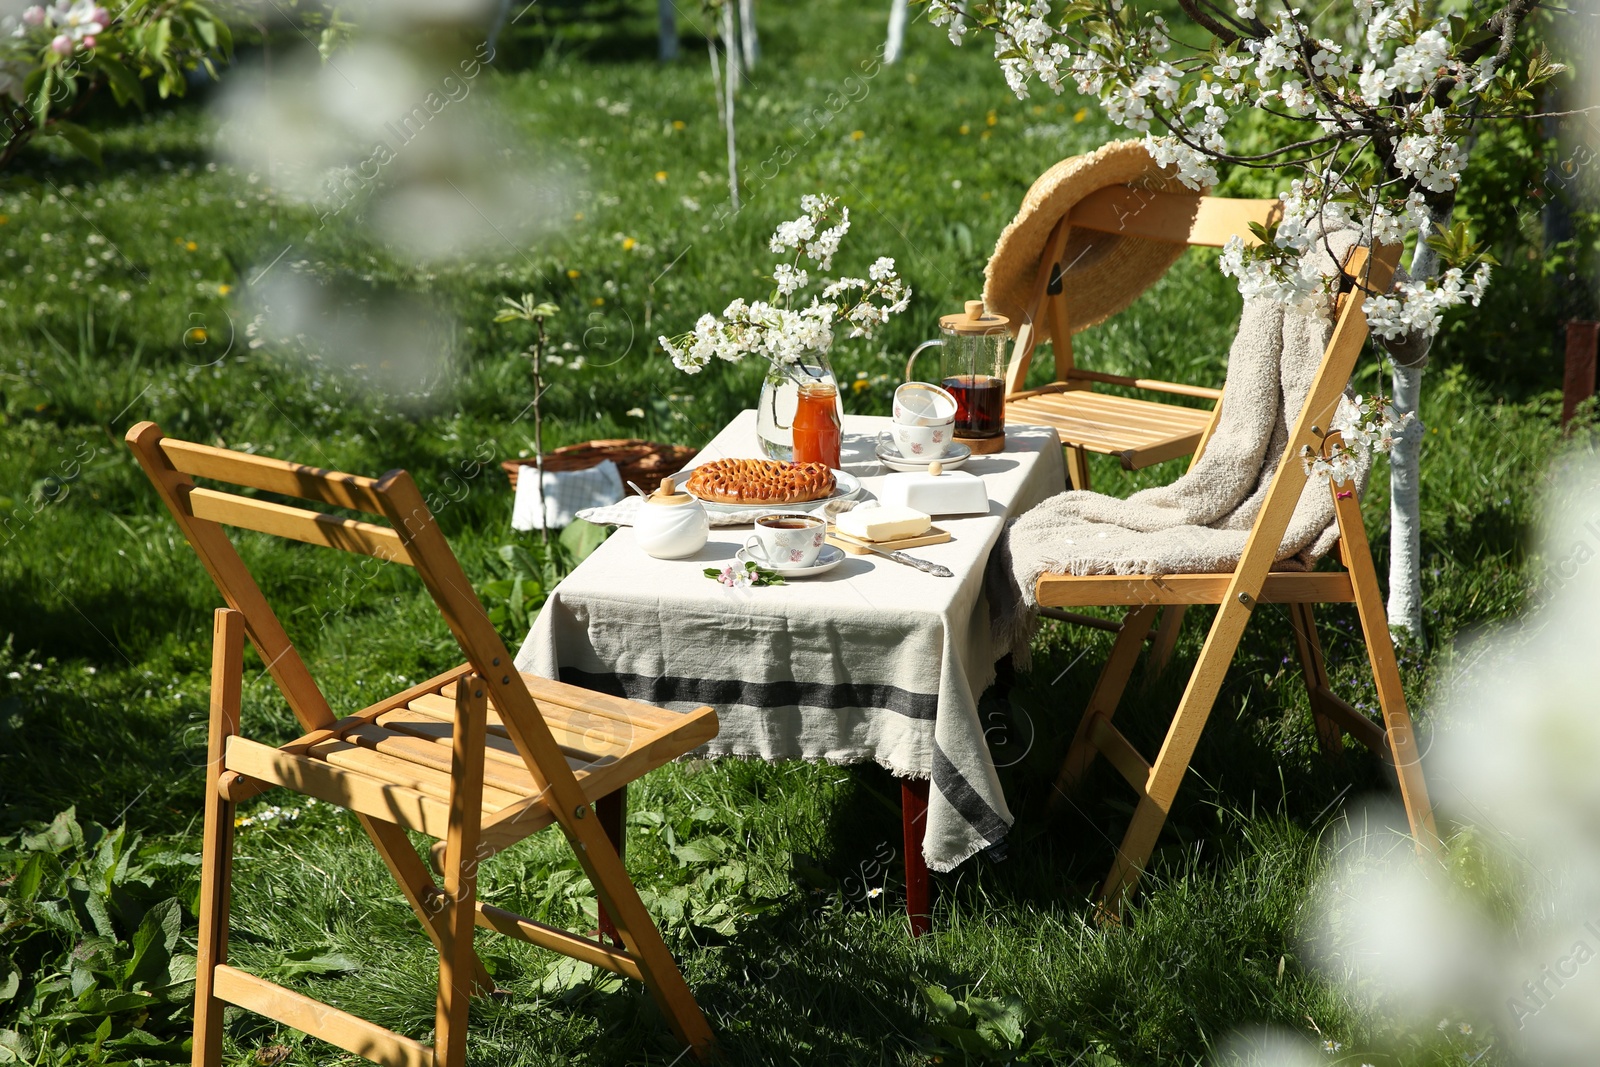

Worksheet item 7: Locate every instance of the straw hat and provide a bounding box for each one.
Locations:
[983,140,1200,337]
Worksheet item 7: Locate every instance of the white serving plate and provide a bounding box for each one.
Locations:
[683,468,861,516]
[736,544,846,578]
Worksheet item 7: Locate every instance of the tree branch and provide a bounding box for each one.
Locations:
[1176,0,1240,45]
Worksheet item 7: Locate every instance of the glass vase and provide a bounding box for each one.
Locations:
[756,353,844,461]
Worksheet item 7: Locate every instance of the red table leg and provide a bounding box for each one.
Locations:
[900,777,931,937]
[594,788,626,947]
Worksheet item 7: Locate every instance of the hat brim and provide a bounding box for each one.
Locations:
[983,140,1198,337]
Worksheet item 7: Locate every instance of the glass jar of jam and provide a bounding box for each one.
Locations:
[791,382,842,469]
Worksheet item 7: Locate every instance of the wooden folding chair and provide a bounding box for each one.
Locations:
[125,423,719,1065]
[1002,185,1287,493]
[1035,242,1440,919]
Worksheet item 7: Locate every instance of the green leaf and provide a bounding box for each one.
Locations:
[124,898,181,986]
[0,1030,33,1063]
[46,121,102,167]
[558,518,607,562]
[670,837,728,865]
[923,983,961,1019]
[92,56,146,110]
[267,946,360,979]
[0,963,18,1003]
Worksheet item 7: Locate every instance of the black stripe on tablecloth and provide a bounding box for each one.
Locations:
[558,667,940,721]
[932,742,1009,844]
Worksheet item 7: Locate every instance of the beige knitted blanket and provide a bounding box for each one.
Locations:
[988,226,1369,662]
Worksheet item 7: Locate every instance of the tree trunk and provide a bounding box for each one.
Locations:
[1387,361,1425,639]
[1385,200,1454,641]
[658,0,678,61]
[885,0,909,64]
[721,3,741,211]
[738,0,759,70]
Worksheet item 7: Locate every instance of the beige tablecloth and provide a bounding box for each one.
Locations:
[516,412,1065,871]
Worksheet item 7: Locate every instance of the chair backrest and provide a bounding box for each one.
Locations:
[124,424,572,794]
[1005,187,1284,393]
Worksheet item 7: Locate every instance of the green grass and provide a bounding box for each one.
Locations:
[0,2,1592,1064]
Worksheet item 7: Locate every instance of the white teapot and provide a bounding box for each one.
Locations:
[634,476,710,559]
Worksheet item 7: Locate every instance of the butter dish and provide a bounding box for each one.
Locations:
[876,463,989,517]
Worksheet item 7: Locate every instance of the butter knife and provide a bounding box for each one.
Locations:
[857,542,954,578]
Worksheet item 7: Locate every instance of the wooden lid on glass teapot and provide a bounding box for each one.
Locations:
[937,299,1009,336]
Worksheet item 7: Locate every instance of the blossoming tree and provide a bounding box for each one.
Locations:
[929,0,1567,638]
[1,0,231,171]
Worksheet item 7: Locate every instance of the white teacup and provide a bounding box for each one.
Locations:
[893,382,957,426]
[893,419,953,459]
[745,512,827,567]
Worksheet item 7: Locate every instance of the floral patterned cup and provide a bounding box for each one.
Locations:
[892,418,953,459]
[745,512,827,567]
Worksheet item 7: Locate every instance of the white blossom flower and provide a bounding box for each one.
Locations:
[772,263,807,296]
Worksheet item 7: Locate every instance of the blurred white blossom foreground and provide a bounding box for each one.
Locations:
[1307,451,1600,1065]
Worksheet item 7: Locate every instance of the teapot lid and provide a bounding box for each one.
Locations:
[648,476,694,505]
[938,299,1009,336]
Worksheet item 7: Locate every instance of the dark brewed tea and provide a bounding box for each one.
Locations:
[761,518,819,530]
[942,375,1005,438]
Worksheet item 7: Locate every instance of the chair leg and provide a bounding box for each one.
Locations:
[1288,602,1344,758]
[1098,791,1167,923]
[1148,606,1185,675]
[435,676,488,1066]
[1064,445,1091,491]
[1331,486,1440,851]
[1051,605,1158,809]
[901,777,931,938]
[565,817,716,1057]
[594,788,627,948]
[366,819,495,996]
[194,609,244,1067]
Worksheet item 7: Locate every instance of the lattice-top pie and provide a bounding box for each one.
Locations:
[683,458,837,505]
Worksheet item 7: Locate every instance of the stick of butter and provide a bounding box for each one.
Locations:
[834,504,931,543]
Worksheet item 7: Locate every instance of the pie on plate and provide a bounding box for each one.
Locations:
[684,458,837,505]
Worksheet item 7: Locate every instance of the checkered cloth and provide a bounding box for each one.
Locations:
[512,459,624,531]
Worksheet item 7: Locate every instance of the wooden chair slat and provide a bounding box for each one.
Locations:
[213,966,431,1067]
[224,736,456,840]
[1065,368,1225,401]
[306,735,529,811]
[1067,187,1282,247]
[160,438,393,515]
[402,692,640,760]
[476,902,644,980]
[345,720,550,801]
[374,709,615,775]
[185,487,412,564]
[441,672,684,729]
[1023,389,1214,429]
[1006,402,1206,451]
[1114,435,1210,470]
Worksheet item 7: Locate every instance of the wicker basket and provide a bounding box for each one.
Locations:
[501,439,699,493]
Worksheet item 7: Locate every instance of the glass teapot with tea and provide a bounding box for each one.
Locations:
[906,300,1010,445]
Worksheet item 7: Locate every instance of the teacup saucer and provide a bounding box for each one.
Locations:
[735,544,845,578]
[875,433,971,473]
